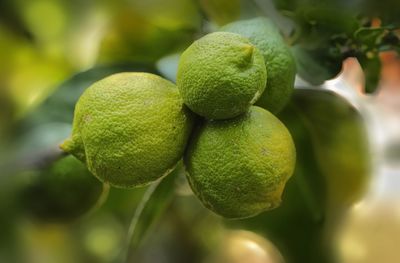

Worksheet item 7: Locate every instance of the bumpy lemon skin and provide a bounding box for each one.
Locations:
[221,17,296,114]
[185,106,296,219]
[61,72,194,188]
[177,32,267,120]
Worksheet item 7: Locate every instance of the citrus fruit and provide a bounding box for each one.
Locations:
[221,17,296,114]
[184,106,296,219]
[177,32,267,120]
[61,72,194,188]
[206,230,285,263]
[20,155,104,222]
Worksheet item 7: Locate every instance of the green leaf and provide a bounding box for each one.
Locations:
[291,45,343,85]
[122,162,183,260]
[298,6,359,36]
[354,27,386,48]
[358,55,381,93]
[199,0,241,26]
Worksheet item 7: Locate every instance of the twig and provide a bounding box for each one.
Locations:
[122,180,161,262]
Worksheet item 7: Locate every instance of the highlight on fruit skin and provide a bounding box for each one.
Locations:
[205,230,285,263]
[184,106,296,219]
[61,72,194,188]
[177,31,267,120]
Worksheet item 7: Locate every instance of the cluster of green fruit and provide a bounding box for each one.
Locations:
[61,18,296,219]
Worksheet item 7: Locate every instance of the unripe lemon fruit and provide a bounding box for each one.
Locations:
[21,155,104,222]
[61,72,194,188]
[185,106,296,219]
[177,32,267,120]
[221,17,296,114]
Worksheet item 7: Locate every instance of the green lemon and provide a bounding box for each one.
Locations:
[20,155,104,222]
[221,17,296,114]
[185,106,296,219]
[61,72,194,188]
[177,32,267,120]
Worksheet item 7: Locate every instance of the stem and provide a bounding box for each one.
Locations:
[21,146,67,170]
[0,144,68,180]
[122,180,161,262]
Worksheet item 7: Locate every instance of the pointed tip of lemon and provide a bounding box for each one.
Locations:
[59,137,74,153]
[242,44,254,61]
[59,136,86,163]
[237,44,255,68]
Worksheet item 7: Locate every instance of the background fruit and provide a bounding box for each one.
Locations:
[221,17,296,114]
[185,106,296,219]
[61,72,194,188]
[177,32,267,120]
[20,155,104,222]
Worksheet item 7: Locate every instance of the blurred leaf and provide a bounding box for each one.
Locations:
[16,122,71,155]
[0,0,32,40]
[358,55,381,93]
[0,87,15,138]
[354,27,386,48]
[130,0,200,29]
[274,1,359,37]
[2,38,72,119]
[291,45,343,85]
[286,5,359,50]
[76,213,125,262]
[199,0,241,26]
[124,162,183,258]
[360,0,400,25]
[98,2,199,64]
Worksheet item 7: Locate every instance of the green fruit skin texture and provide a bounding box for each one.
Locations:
[221,17,296,114]
[61,72,194,188]
[185,106,296,219]
[177,32,267,120]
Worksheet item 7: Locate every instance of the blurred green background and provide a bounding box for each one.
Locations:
[0,0,399,263]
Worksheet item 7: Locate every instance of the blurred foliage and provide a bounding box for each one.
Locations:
[99,0,200,64]
[0,60,159,261]
[0,1,385,262]
[127,162,182,254]
[273,0,400,91]
[198,0,241,26]
[0,0,200,121]
[0,23,72,119]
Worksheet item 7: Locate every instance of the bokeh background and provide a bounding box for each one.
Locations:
[0,0,399,262]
